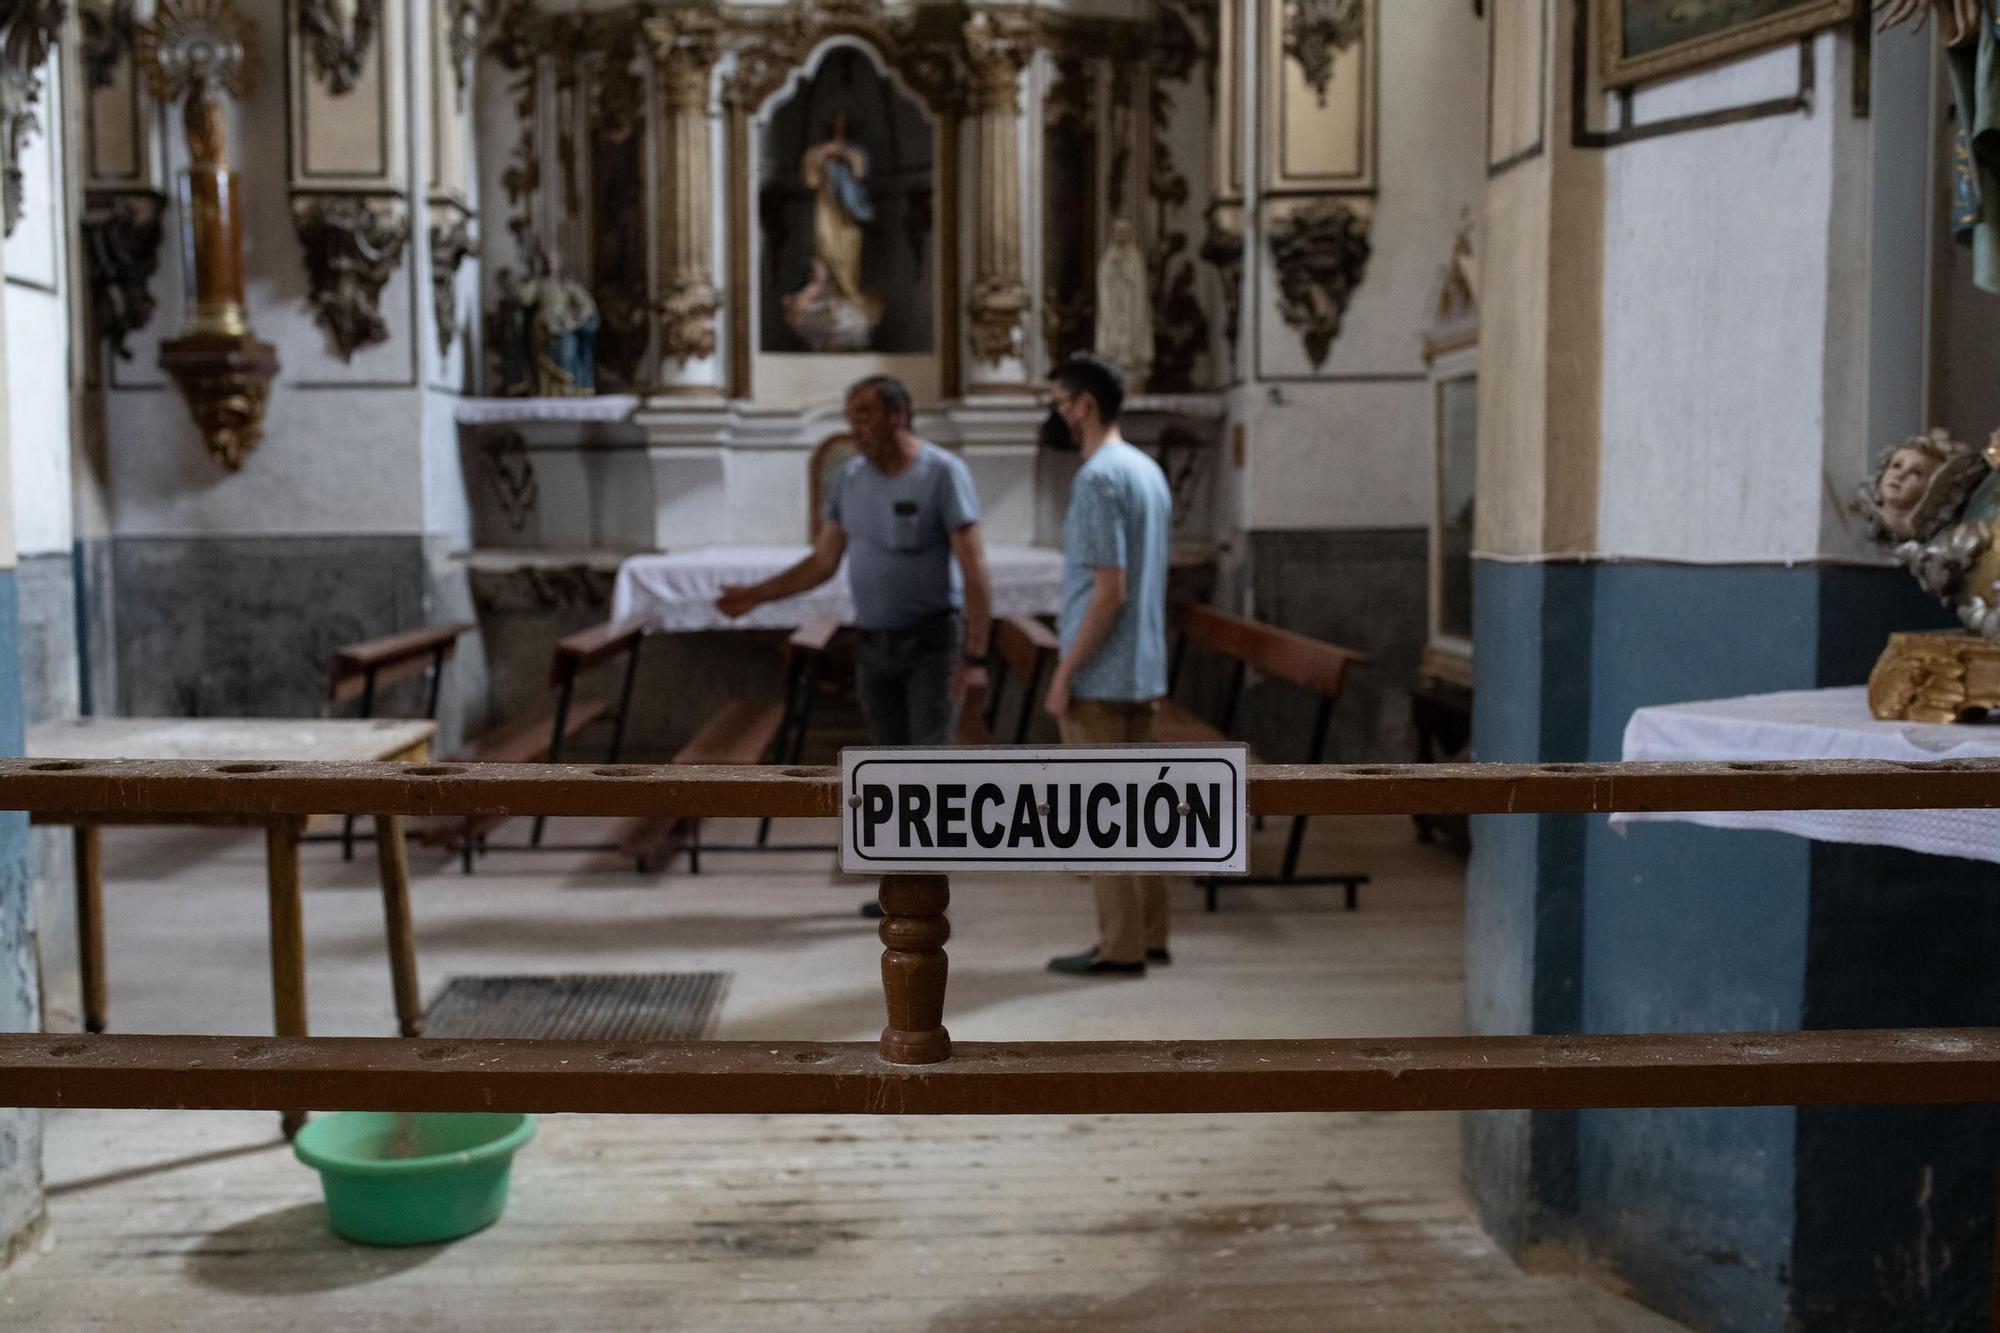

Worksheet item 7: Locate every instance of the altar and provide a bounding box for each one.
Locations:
[1616,686,2000,865]
[611,544,1066,632]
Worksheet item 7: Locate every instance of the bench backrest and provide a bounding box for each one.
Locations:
[1171,601,1370,701]
[329,622,475,705]
[550,619,646,688]
[995,615,1058,681]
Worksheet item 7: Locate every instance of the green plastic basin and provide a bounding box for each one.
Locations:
[292,1111,536,1246]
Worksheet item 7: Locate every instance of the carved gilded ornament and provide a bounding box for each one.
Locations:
[293,193,411,360]
[1,1,64,238]
[136,0,255,105]
[297,0,380,96]
[444,0,476,109]
[1868,631,2000,724]
[1282,0,1365,107]
[157,333,279,471]
[81,0,136,91]
[81,190,166,359]
[430,206,476,356]
[1267,198,1372,369]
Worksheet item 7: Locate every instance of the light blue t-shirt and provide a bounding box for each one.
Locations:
[1060,438,1172,702]
[826,442,981,631]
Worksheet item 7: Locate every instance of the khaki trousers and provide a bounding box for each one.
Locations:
[1059,697,1168,964]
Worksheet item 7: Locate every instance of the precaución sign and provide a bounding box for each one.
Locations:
[839,745,1249,874]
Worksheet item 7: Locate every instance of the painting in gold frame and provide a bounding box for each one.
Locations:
[1598,0,1857,88]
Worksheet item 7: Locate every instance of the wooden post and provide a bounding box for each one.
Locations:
[73,825,106,1034]
[877,873,951,1064]
[265,816,309,1137]
[374,814,422,1038]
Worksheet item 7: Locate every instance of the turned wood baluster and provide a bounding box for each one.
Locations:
[877,873,951,1064]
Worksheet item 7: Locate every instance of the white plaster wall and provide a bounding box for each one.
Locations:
[421,389,474,544]
[4,53,74,558]
[1596,40,1845,563]
[1245,380,1428,530]
[1243,0,1485,531]
[104,387,426,536]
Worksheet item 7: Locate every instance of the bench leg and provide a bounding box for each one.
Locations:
[1345,881,1359,912]
[266,817,309,1138]
[74,825,106,1034]
[1205,881,1219,913]
[687,818,702,875]
[341,814,356,862]
[374,815,423,1038]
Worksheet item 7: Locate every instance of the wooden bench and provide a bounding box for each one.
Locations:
[618,616,835,873]
[425,619,646,871]
[983,616,1060,745]
[1165,600,1374,910]
[327,622,474,858]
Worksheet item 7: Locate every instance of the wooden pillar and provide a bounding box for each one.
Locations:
[374,814,422,1038]
[73,825,105,1034]
[265,816,309,1136]
[876,873,951,1064]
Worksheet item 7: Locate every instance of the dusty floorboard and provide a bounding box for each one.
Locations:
[0,815,1683,1330]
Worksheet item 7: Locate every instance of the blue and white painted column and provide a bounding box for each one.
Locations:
[1469,11,1985,1330]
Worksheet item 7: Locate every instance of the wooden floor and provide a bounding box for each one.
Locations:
[0,814,1684,1331]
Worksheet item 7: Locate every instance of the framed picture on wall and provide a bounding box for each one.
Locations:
[1598,0,1857,88]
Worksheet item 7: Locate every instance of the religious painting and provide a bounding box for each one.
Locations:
[1598,0,1857,88]
[758,46,935,355]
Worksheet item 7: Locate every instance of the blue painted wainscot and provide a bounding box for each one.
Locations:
[1464,558,1997,1331]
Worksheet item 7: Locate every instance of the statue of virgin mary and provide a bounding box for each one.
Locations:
[787,111,883,351]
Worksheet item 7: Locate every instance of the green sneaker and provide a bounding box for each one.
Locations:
[1047,948,1146,977]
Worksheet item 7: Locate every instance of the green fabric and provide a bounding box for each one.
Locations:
[1947,2,2000,294]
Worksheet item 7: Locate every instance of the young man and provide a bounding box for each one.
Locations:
[716,375,992,745]
[1041,353,1175,978]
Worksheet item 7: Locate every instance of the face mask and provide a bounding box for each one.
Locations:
[1039,408,1077,452]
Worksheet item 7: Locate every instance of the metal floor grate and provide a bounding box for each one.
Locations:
[421,972,731,1041]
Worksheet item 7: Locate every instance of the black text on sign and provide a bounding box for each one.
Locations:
[839,747,1248,874]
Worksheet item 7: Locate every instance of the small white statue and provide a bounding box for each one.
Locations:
[1095,217,1153,387]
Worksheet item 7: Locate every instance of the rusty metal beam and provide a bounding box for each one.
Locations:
[4,757,2000,820]
[7,1029,1999,1115]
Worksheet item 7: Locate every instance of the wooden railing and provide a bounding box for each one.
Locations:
[5,756,2000,1116]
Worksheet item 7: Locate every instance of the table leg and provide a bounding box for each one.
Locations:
[265,817,308,1138]
[374,814,423,1038]
[73,825,105,1034]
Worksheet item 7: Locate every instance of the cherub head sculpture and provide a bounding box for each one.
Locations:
[1859,428,1986,544]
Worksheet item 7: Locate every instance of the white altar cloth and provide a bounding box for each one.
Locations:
[1616,686,2000,865]
[610,544,1066,633]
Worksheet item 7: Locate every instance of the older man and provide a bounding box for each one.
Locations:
[716,375,992,745]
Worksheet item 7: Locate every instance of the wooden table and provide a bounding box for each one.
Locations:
[28,719,437,1094]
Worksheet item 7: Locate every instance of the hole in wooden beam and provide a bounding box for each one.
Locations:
[214,762,280,774]
[29,761,89,772]
[404,766,463,777]
[1724,762,1791,772]
[591,767,642,777]
[43,1042,87,1058]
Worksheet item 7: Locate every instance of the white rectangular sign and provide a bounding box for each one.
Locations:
[840,745,1249,874]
